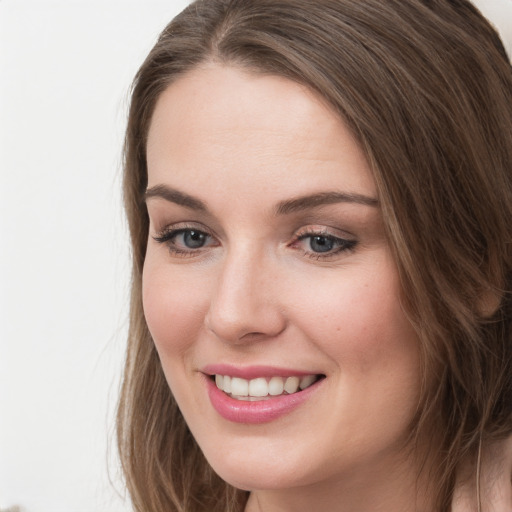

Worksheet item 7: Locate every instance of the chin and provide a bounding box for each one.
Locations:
[213,463,306,492]
[199,436,327,492]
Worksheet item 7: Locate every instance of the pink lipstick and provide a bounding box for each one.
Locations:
[202,365,324,424]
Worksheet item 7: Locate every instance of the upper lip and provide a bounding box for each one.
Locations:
[201,364,323,380]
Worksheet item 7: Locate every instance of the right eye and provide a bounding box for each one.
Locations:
[153,227,217,256]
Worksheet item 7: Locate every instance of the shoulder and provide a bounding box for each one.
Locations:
[452,436,512,512]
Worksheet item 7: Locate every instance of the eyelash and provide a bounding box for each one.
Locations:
[153,224,217,258]
[290,229,357,260]
[152,225,357,260]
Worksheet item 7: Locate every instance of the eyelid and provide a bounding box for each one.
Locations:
[153,221,213,237]
[152,222,219,257]
[289,225,358,260]
[293,224,355,240]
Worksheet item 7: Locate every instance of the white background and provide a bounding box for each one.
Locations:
[0,1,510,511]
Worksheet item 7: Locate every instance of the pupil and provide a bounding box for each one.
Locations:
[310,236,333,253]
[184,230,206,248]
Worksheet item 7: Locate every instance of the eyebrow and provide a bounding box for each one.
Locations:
[144,184,378,215]
[144,184,208,212]
[275,191,378,215]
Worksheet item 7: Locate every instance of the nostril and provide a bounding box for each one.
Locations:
[240,331,269,341]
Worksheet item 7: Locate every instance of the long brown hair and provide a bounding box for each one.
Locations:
[117,1,512,510]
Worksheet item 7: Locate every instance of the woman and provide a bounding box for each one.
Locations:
[117,1,512,510]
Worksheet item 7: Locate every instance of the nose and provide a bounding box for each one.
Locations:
[205,247,287,344]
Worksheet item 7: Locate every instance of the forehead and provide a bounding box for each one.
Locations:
[146,64,376,201]
[149,64,336,138]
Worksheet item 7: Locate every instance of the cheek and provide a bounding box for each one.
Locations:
[289,261,421,451]
[340,287,416,372]
[290,256,419,375]
[142,257,209,357]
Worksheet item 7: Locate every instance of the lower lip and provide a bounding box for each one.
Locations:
[205,376,323,424]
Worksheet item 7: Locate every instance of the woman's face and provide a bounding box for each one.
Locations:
[143,65,422,495]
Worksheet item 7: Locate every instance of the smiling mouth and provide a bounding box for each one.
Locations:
[212,374,324,401]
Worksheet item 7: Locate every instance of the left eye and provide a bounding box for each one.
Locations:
[295,232,356,256]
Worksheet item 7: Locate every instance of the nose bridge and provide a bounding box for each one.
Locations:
[205,243,286,343]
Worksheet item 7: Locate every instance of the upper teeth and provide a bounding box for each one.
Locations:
[215,374,317,400]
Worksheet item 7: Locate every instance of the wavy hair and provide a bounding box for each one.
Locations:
[117,1,512,511]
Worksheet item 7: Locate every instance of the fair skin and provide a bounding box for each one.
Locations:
[143,64,433,512]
